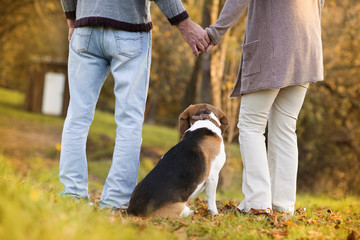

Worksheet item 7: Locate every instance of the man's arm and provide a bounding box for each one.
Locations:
[154,0,210,56]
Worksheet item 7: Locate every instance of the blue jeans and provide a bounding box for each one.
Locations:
[59,27,152,208]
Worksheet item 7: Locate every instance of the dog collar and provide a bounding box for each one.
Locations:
[191,113,221,129]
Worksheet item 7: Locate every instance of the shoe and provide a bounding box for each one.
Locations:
[237,207,273,216]
[58,192,95,206]
[99,202,128,214]
[249,208,273,215]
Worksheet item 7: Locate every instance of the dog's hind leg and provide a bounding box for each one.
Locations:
[152,202,191,218]
[188,181,205,201]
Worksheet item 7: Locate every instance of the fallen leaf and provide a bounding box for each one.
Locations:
[259,229,289,239]
[272,214,279,227]
[306,218,320,225]
[142,217,154,222]
[284,219,301,229]
[272,234,285,239]
[210,221,219,227]
[329,214,343,224]
[108,215,116,224]
[347,230,360,240]
[296,207,306,215]
[308,230,323,238]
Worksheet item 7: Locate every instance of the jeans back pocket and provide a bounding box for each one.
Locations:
[72,27,93,53]
[114,31,143,58]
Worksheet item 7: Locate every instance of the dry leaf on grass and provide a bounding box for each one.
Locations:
[347,230,360,240]
[259,229,289,239]
[284,219,301,229]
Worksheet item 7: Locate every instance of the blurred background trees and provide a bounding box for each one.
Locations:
[297,0,360,196]
[0,0,67,89]
[0,0,359,195]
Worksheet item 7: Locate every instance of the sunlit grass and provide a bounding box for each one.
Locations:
[1,155,359,240]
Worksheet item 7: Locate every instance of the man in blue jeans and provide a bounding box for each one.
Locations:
[59,0,211,209]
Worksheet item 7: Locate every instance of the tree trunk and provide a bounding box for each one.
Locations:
[182,57,202,109]
[199,0,214,103]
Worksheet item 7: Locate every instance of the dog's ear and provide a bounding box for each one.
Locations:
[219,114,229,134]
[178,105,193,139]
[213,107,229,134]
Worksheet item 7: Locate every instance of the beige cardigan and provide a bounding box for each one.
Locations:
[206,0,325,96]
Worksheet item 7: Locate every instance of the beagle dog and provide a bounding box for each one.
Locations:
[127,104,228,218]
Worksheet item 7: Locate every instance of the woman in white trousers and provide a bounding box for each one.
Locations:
[206,0,324,214]
[238,84,308,214]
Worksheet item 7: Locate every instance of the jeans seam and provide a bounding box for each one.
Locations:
[100,27,109,59]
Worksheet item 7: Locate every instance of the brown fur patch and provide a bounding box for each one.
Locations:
[151,202,186,218]
[197,135,222,183]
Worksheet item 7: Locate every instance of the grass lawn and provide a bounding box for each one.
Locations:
[0,87,359,240]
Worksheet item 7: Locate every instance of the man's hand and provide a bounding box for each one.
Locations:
[67,19,75,42]
[177,18,211,56]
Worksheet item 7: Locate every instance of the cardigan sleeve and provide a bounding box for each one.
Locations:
[154,0,189,25]
[60,0,77,19]
[205,0,250,45]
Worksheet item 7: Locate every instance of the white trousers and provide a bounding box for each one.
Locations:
[237,84,308,214]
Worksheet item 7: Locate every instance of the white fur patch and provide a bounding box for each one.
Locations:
[209,112,221,127]
[186,112,222,138]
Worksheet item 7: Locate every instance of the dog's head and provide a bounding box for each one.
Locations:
[178,104,229,139]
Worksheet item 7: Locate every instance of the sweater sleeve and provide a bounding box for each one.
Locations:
[205,0,249,45]
[154,0,189,25]
[60,0,77,19]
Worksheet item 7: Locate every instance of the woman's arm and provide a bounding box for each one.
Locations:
[206,0,250,45]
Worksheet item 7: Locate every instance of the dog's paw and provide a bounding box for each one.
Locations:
[208,208,219,215]
[180,205,194,217]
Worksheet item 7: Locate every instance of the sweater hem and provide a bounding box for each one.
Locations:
[230,79,324,97]
[168,11,189,25]
[65,11,76,20]
[75,17,153,32]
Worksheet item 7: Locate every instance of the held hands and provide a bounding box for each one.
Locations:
[177,18,215,56]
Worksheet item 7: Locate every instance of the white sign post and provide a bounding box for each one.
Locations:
[41,72,65,116]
